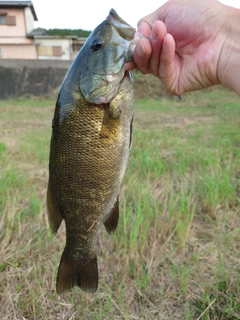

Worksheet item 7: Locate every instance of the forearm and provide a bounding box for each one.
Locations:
[218,6,240,96]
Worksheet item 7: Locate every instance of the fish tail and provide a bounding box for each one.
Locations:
[56,247,98,294]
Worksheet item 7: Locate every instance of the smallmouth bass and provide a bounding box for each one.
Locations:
[47,9,136,294]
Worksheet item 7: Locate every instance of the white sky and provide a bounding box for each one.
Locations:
[31,0,240,31]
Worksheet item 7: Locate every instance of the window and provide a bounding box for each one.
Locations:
[0,48,2,57]
[0,14,6,25]
[6,16,16,25]
[52,46,62,56]
[0,13,16,25]
[73,43,83,52]
[37,46,62,57]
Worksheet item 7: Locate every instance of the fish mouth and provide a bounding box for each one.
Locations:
[83,70,130,104]
[93,72,121,82]
[92,52,126,81]
[106,70,130,82]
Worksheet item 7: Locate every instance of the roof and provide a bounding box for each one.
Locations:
[33,35,79,40]
[27,27,47,37]
[0,1,38,21]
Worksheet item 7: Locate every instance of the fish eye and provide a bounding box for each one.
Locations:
[91,38,103,52]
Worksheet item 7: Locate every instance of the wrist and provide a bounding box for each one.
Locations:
[218,7,240,96]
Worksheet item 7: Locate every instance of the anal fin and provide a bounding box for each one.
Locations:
[47,175,63,234]
[103,196,119,234]
[129,115,133,148]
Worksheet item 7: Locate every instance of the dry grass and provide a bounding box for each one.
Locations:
[0,87,240,320]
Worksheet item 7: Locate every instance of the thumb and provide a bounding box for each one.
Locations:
[137,8,163,37]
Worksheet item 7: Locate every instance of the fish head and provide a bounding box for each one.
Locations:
[79,9,136,104]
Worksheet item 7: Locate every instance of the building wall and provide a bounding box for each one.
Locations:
[0,36,33,44]
[0,9,27,39]
[0,7,36,59]
[34,38,73,60]
[24,7,34,34]
[0,44,37,59]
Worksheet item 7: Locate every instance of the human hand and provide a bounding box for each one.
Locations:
[127,0,240,96]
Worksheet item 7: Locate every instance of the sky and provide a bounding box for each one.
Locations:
[30,0,240,31]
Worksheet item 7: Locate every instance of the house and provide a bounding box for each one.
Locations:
[0,1,38,59]
[0,1,87,60]
[33,35,86,61]
[29,29,87,60]
[72,37,86,59]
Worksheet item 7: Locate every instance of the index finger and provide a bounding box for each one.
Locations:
[125,61,136,71]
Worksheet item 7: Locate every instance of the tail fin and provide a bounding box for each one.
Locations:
[56,248,98,294]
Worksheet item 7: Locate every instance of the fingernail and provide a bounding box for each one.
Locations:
[137,42,145,57]
[150,24,157,41]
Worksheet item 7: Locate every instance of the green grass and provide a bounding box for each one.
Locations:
[0,86,240,319]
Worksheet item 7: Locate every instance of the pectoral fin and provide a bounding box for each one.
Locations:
[47,175,63,234]
[108,89,124,119]
[103,197,119,234]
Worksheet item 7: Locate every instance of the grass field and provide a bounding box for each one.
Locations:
[0,86,240,320]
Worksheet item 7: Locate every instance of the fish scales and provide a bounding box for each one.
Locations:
[47,9,136,294]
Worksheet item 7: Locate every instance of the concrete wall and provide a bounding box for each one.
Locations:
[0,59,72,69]
[0,59,72,99]
[0,59,171,100]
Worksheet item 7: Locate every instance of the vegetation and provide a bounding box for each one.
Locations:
[46,28,91,37]
[0,86,240,319]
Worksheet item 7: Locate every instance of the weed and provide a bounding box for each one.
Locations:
[0,87,240,319]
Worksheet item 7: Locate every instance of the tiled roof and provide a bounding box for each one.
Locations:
[27,28,47,37]
[0,1,38,20]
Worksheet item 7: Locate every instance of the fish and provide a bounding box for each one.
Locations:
[47,9,136,294]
